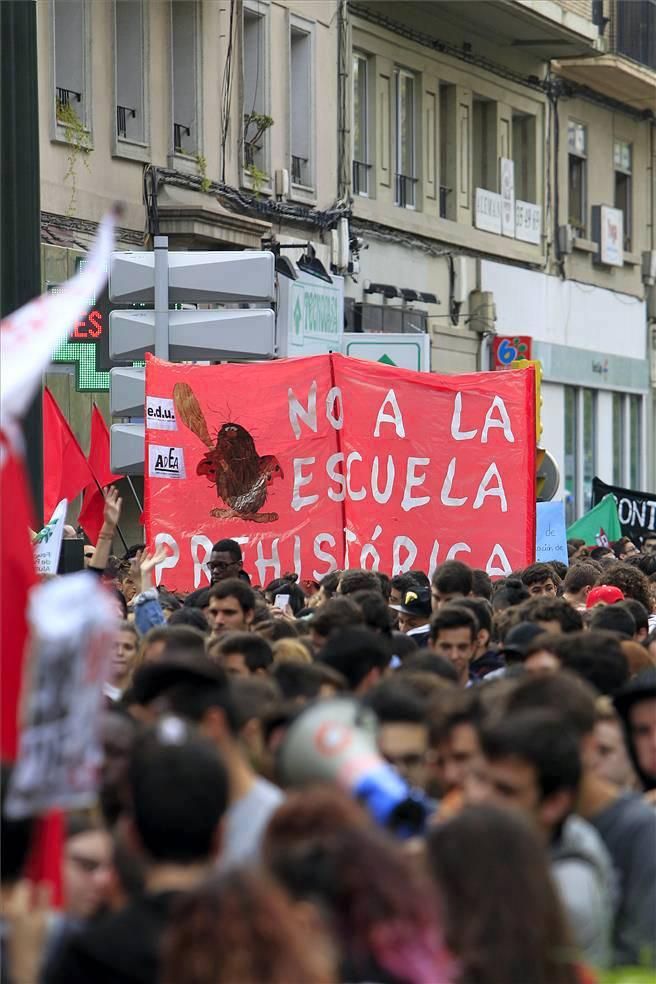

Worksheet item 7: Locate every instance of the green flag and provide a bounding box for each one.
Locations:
[567,494,622,546]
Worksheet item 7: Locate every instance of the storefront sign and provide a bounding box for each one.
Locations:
[343,333,431,372]
[515,201,542,245]
[595,205,624,267]
[500,159,515,238]
[492,335,532,370]
[277,270,344,357]
[475,189,502,235]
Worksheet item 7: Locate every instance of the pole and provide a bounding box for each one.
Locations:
[0,1,43,524]
[153,235,169,359]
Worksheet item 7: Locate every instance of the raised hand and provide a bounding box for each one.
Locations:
[139,544,170,591]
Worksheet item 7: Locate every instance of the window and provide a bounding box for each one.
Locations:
[472,97,496,193]
[171,0,199,155]
[243,3,269,176]
[568,121,587,237]
[54,0,88,129]
[115,0,145,143]
[290,24,312,187]
[439,83,455,219]
[612,392,625,485]
[394,69,416,208]
[629,394,642,489]
[512,112,536,203]
[614,140,632,251]
[564,386,597,520]
[564,386,578,526]
[352,53,371,196]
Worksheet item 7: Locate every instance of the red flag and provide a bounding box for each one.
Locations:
[42,387,92,520]
[78,405,121,543]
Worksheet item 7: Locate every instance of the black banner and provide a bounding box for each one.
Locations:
[592,477,656,545]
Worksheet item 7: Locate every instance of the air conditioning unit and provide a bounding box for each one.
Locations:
[558,224,574,255]
[642,250,656,287]
[274,169,289,199]
[331,218,350,271]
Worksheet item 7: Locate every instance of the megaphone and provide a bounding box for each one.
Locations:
[277,697,430,837]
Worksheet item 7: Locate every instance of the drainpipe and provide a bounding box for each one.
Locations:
[337,0,351,203]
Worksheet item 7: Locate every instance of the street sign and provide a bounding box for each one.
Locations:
[110,367,145,418]
[109,250,275,304]
[343,332,431,372]
[277,270,344,357]
[110,422,145,475]
[110,308,275,361]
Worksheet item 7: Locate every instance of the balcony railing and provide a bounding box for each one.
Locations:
[395,173,417,209]
[56,87,81,110]
[116,105,136,139]
[613,0,656,70]
[291,155,308,185]
[173,122,191,153]
[352,160,371,196]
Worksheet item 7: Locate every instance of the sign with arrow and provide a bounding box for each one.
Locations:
[343,332,431,372]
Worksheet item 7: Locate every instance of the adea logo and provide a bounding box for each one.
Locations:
[148,444,186,480]
[146,397,177,431]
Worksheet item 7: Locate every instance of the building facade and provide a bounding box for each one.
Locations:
[37,0,655,538]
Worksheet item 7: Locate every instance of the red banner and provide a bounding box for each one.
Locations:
[145,354,536,590]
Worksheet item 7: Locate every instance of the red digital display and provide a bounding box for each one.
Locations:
[71,309,104,341]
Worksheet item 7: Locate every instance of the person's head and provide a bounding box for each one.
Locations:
[619,599,650,641]
[591,699,636,789]
[427,804,577,984]
[614,536,640,560]
[523,633,563,675]
[99,707,140,827]
[272,638,313,665]
[209,631,273,677]
[315,571,341,604]
[546,631,630,696]
[263,787,370,858]
[491,576,530,611]
[562,563,598,603]
[208,578,256,636]
[63,812,112,920]
[266,825,451,984]
[364,680,429,789]
[350,589,393,637]
[480,709,581,839]
[597,562,653,614]
[429,691,484,796]
[400,651,459,684]
[498,622,547,666]
[1,763,34,887]
[614,669,656,791]
[429,605,478,685]
[455,597,493,658]
[184,587,211,614]
[337,568,382,597]
[167,607,210,634]
[137,624,207,671]
[209,539,243,585]
[585,584,625,609]
[266,577,307,617]
[471,568,493,600]
[519,563,560,598]
[310,597,363,647]
[127,715,229,865]
[111,621,139,689]
[589,546,615,564]
[567,538,587,562]
[391,586,433,633]
[431,561,473,610]
[388,572,421,606]
[642,534,656,556]
[230,676,281,772]
[589,603,637,639]
[162,867,337,984]
[270,661,347,701]
[515,597,583,635]
[319,627,390,694]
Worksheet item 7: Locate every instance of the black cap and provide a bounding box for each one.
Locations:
[131,655,228,706]
[498,622,545,659]
[390,587,432,619]
[613,668,656,720]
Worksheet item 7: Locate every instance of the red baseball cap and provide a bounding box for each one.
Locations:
[586,585,625,608]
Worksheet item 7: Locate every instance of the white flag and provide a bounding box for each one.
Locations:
[33,498,68,575]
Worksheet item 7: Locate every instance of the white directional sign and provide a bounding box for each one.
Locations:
[110,308,275,361]
[343,332,431,372]
[277,270,344,357]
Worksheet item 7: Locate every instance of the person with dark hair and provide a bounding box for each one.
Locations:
[98,707,140,828]
[400,651,459,683]
[351,589,393,638]
[429,690,484,804]
[208,631,273,677]
[471,568,493,600]
[389,629,420,663]
[389,572,422,606]
[455,597,503,678]
[429,605,479,686]
[337,568,382,596]
[619,599,650,642]
[428,805,583,984]
[265,577,307,616]
[562,564,599,609]
[597,562,654,619]
[48,717,230,984]
[310,596,363,647]
[131,656,283,868]
[315,570,341,604]
[614,668,656,794]
[167,607,209,634]
[523,632,566,675]
[495,621,545,673]
[364,680,430,789]
[184,586,211,612]
[431,560,473,611]
[229,676,281,777]
[479,709,614,969]
[389,586,432,647]
[208,539,245,585]
[491,576,530,611]
[589,546,616,565]
[589,604,637,640]
[568,538,588,562]
[134,624,207,673]
[506,672,656,967]
[516,596,584,634]
[265,825,452,984]
[520,562,560,597]
[614,537,640,561]
[161,868,336,984]
[208,578,256,638]
[270,661,346,701]
[319,626,390,694]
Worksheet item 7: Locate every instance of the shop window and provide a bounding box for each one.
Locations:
[171,0,199,155]
[54,0,88,130]
[394,68,416,208]
[352,52,371,196]
[290,23,313,188]
[614,140,632,252]
[243,2,269,177]
[115,0,146,143]
[568,121,587,237]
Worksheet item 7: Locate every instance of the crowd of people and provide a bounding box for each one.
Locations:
[2,488,656,984]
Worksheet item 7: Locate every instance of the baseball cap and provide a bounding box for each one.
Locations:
[586,585,625,609]
[389,587,432,619]
[131,654,228,705]
[498,622,545,660]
